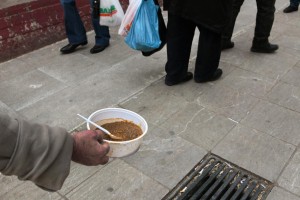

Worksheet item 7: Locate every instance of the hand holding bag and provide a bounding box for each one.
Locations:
[124,0,161,52]
[100,0,125,26]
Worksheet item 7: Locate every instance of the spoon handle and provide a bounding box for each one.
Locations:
[77,114,110,135]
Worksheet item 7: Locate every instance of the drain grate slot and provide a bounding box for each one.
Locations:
[162,153,273,200]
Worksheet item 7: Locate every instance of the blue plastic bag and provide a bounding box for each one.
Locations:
[125,0,161,52]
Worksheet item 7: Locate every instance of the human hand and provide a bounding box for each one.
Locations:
[71,130,110,166]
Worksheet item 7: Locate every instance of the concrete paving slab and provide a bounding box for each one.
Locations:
[0,180,62,200]
[267,82,300,113]
[197,83,259,122]
[0,70,66,111]
[212,124,295,182]
[0,59,37,83]
[219,68,277,98]
[241,100,300,145]
[66,159,168,200]
[278,150,300,196]
[281,64,300,87]
[160,103,236,151]
[267,187,300,200]
[122,125,207,189]
[59,163,104,195]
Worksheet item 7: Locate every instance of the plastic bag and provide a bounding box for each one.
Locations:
[100,0,124,27]
[125,0,161,52]
[118,0,142,36]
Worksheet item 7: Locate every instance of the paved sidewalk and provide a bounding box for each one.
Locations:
[2,0,300,199]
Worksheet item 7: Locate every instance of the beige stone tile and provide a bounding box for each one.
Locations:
[0,70,66,111]
[122,125,207,189]
[241,100,300,145]
[282,65,300,87]
[197,83,259,122]
[66,159,168,200]
[278,150,300,196]
[267,187,300,200]
[160,103,236,150]
[267,82,300,113]
[212,124,295,181]
[220,68,276,98]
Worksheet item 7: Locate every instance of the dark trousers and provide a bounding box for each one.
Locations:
[165,13,221,81]
[223,0,276,44]
[60,0,110,45]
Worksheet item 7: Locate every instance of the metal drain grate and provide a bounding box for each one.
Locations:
[162,153,273,200]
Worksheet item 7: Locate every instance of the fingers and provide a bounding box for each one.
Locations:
[94,130,104,143]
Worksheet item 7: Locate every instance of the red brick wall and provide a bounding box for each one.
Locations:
[0,0,162,63]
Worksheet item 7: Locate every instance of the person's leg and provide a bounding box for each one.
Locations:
[221,0,245,49]
[61,0,87,44]
[251,0,278,53]
[89,0,110,49]
[194,26,222,83]
[283,0,299,13]
[165,13,195,86]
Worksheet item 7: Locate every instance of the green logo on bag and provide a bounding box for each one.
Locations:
[100,5,117,16]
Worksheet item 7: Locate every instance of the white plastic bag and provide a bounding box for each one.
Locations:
[118,0,142,36]
[100,0,124,27]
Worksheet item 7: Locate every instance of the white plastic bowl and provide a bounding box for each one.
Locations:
[87,108,148,158]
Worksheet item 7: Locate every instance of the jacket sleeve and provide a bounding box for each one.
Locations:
[0,114,73,191]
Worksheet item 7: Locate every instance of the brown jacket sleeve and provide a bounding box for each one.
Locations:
[0,114,73,191]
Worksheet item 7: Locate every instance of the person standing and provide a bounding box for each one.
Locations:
[60,0,110,54]
[283,0,300,13]
[222,0,279,53]
[163,0,232,86]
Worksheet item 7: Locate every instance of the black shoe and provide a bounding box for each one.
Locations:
[165,72,193,86]
[283,5,298,13]
[60,41,88,54]
[251,42,279,53]
[194,69,223,83]
[221,40,234,50]
[90,44,109,54]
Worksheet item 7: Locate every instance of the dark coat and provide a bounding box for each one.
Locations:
[163,0,233,33]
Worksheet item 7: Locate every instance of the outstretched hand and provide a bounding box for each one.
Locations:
[71,130,110,166]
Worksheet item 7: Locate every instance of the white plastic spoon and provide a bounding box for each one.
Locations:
[77,114,121,140]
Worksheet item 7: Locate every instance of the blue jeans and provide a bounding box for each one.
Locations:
[291,0,300,7]
[60,0,110,46]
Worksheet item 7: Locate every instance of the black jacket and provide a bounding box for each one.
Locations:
[163,0,232,33]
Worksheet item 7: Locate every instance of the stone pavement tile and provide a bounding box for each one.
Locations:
[18,55,165,128]
[59,163,104,195]
[122,125,207,189]
[38,53,99,84]
[272,20,300,38]
[0,175,23,196]
[241,100,300,145]
[278,150,300,196]
[267,82,300,113]
[237,50,298,80]
[0,179,62,200]
[267,187,300,200]
[0,59,37,83]
[160,103,236,151]
[212,124,295,182]
[281,63,300,87]
[276,35,300,51]
[219,68,277,98]
[197,83,259,122]
[275,12,300,28]
[66,159,168,200]
[0,101,20,118]
[17,43,60,68]
[220,47,250,67]
[119,81,191,126]
[80,32,140,66]
[0,70,66,111]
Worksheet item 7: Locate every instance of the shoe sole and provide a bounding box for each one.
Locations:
[250,47,278,53]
